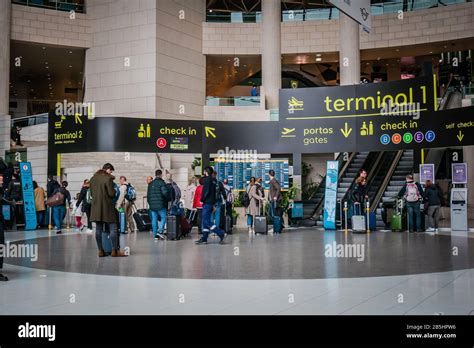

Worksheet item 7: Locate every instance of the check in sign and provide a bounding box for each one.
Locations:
[19,162,37,230]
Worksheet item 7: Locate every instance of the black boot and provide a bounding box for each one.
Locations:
[0,274,8,281]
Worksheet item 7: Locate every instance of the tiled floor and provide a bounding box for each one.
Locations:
[1,229,473,315]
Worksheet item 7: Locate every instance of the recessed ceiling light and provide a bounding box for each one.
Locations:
[316,57,322,62]
[443,45,447,48]
[69,50,73,54]
[396,49,399,52]
[42,46,46,50]
[30,89,34,92]
[69,65,72,68]
[27,80,31,83]
[429,51,433,54]
[377,57,381,60]
[209,9,213,13]
[316,53,321,57]
[45,62,48,65]
[45,66,49,69]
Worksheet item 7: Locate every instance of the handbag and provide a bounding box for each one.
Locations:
[46,192,65,207]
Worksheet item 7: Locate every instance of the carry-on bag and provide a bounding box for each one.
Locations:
[254,201,268,234]
[119,210,126,234]
[391,199,403,232]
[351,203,366,233]
[166,214,181,240]
[132,204,151,231]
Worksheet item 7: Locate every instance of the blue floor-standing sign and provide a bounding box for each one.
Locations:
[19,162,37,230]
[323,161,339,230]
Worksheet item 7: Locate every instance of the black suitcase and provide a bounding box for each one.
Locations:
[133,208,151,231]
[254,216,268,234]
[167,215,181,240]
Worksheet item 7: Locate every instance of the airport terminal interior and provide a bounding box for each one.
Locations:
[1,0,474,317]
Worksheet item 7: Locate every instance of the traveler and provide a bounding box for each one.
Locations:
[10,126,23,147]
[70,193,84,231]
[350,177,368,215]
[147,169,170,240]
[76,179,92,233]
[52,181,71,234]
[90,163,127,257]
[223,179,234,223]
[0,174,8,281]
[195,166,226,245]
[398,174,424,232]
[116,176,137,233]
[246,176,265,233]
[166,173,182,212]
[251,84,258,97]
[46,175,60,198]
[183,177,197,211]
[193,177,205,234]
[424,180,441,232]
[146,176,153,185]
[268,170,282,219]
[211,172,226,229]
[2,163,13,191]
[359,169,368,179]
[33,181,46,229]
[244,177,256,231]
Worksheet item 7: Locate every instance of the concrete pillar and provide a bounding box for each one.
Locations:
[463,146,474,222]
[0,0,11,158]
[261,0,281,110]
[339,12,360,86]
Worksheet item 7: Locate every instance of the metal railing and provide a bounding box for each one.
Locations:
[12,0,85,13]
[206,96,261,107]
[207,0,468,23]
[11,113,49,128]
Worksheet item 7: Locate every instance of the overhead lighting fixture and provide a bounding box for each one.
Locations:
[396,49,399,52]
[69,50,73,54]
[429,51,433,54]
[45,66,49,69]
[316,57,322,62]
[69,65,72,68]
[316,53,321,57]
[42,46,46,50]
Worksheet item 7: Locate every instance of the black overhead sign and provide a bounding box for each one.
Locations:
[48,76,474,163]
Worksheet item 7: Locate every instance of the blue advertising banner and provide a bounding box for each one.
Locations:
[419,164,435,184]
[19,162,37,230]
[323,161,339,230]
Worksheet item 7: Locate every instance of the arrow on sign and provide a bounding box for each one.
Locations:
[205,126,216,138]
[340,123,352,138]
[457,131,464,142]
[75,114,83,125]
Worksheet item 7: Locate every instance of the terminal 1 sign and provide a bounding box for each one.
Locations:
[48,76,474,172]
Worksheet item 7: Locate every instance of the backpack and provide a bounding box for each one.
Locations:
[405,182,421,202]
[225,187,235,204]
[167,182,181,204]
[124,183,136,202]
[112,183,120,204]
[215,180,226,203]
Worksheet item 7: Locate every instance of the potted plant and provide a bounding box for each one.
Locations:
[232,208,239,225]
[191,158,201,176]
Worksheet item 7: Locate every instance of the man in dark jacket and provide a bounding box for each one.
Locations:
[147,169,170,240]
[398,174,424,232]
[195,166,226,245]
[52,181,71,234]
[0,174,8,281]
[424,180,441,232]
[90,163,127,257]
[268,170,282,219]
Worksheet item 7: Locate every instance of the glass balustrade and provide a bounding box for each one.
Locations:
[12,0,85,13]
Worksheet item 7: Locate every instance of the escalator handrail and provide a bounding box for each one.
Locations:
[370,150,404,211]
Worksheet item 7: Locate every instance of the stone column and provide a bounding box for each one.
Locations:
[339,12,360,86]
[0,0,11,158]
[261,0,281,110]
[463,146,474,224]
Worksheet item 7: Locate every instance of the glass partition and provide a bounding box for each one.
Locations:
[12,0,85,13]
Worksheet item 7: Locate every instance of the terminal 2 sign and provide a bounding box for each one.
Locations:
[48,76,474,171]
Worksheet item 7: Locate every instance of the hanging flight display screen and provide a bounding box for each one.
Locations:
[211,159,290,191]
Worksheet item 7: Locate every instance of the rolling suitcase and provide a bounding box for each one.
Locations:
[273,215,283,234]
[180,211,193,237]
[166,215,181,240]
[368,211,377,231]
[119,210,126,234]
[102,232,113,255]
[351,203,366,233]
[223,203,233,234]
[254,202,268,234]
[132,204,151,231]
[391,200,403,232]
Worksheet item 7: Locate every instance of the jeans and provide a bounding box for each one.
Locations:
[406,202,421,231]
[212,201,222,228]
[36,210,45,227]
[83,204,92,229]
[150,208,167,236]
[247,214,253,227]
[124,201,135,232]
[95,222,119,251]
[201,203,224,242]
[53,205,66,230]
[0,213,4,269]
[426,205,440,229]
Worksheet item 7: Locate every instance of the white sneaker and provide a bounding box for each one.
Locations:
[87,229,93,233]
[426,227,436,232]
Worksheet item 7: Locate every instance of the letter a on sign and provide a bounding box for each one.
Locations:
[157,138,167,149]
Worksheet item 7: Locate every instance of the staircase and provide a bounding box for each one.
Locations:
[375,149,414,228]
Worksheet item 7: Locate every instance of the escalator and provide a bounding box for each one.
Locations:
[369,149,415,229]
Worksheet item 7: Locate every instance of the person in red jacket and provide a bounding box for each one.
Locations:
[193,177,205,234]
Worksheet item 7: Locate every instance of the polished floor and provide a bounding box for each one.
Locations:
[1,229,474,315]
[4,228,474,279]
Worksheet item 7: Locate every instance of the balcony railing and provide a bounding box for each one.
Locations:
[11,113,49,128]
[207,0,468,23]
[206,96,261,107]
[12,0,85,13]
